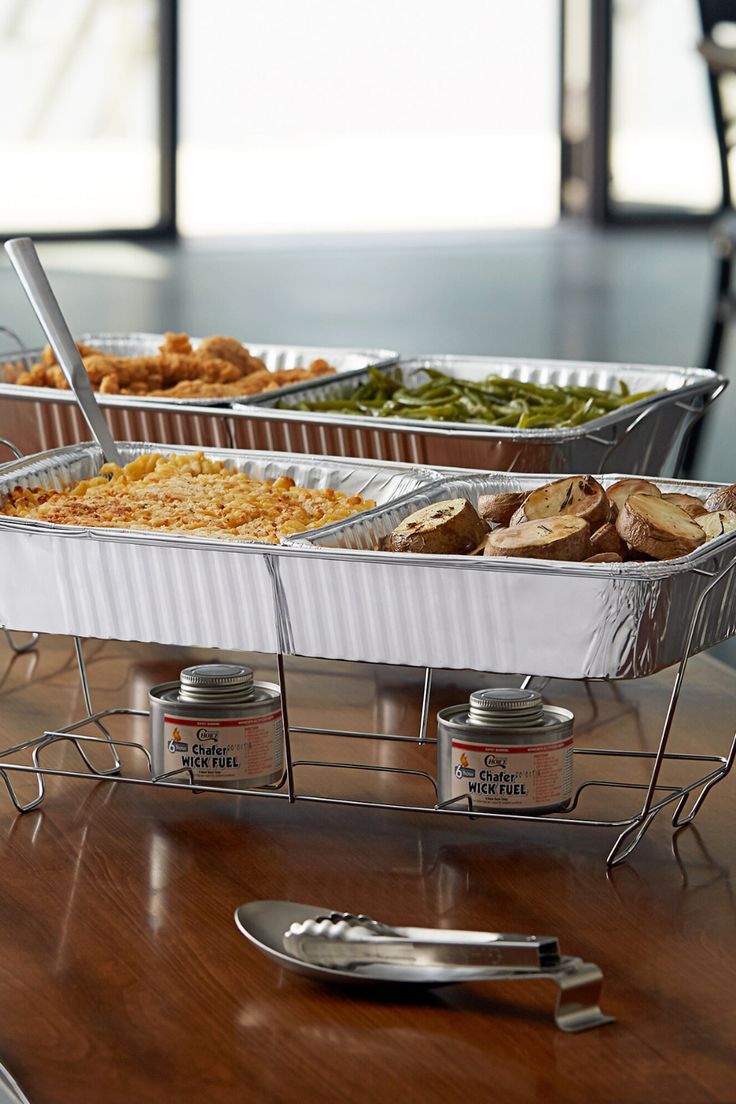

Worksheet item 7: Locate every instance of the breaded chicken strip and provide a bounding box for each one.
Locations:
[159,332,193,356]
[196,335,265,376]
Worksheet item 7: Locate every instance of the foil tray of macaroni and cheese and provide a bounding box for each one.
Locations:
[0,441,437,654]
[279,471,736,679]
[0,335,398,456]
[235,356,726,475]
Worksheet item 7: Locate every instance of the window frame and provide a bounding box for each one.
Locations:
[0,0,178,242]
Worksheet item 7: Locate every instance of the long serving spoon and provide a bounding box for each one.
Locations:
[4,236,123,466]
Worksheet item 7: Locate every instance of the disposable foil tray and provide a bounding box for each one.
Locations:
[280,472,736,678]
[0,335,397,455]
[0,441,438,654]
[235,356,726,475]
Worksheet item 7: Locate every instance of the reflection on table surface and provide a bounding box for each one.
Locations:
[0,635,733,1103]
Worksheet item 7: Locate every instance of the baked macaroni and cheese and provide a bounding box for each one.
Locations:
[3,332,336,400]
[0,452,374,543]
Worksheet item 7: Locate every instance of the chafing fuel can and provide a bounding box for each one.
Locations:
[150,664,283,789]
[437,688,573,814]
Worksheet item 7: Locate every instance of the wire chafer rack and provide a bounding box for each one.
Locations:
[0,566,733,870]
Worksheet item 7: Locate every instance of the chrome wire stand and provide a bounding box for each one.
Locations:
[0,555,734,867]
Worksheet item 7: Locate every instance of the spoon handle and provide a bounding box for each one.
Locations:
[4,237,123,466]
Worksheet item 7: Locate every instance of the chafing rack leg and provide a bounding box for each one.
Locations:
[3,630,39,655]
[72,637,121,776]
[606,550,736,865]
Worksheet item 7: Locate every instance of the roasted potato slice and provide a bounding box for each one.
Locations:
[385,498,487,555]
[484,514,590,562]
[511,475,608,531]
[477,492,526,527]
[697,510,736,541]
[704,484,736,513]
[607,478,661,515]
[662,492,707,519]
[615,494,705,560]
[589,522,626,558]
[585,552,623,563]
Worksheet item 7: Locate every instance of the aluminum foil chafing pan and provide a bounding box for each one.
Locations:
[0,334,398,455]
[280,472,736,679]
[0,441,438,653]
[234,356,726,475]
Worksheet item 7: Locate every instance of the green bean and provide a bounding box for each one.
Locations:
[278,369,663,429]
[400,404,466,420]
[625,390,658,404]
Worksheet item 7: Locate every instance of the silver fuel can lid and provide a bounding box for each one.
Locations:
[178,663,255,704]
[468,688,545,728]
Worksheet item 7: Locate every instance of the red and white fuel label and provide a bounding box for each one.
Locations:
[450,737,573,809]
[162,710,283,781]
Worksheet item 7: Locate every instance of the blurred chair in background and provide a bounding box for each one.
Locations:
[698,0,736,372]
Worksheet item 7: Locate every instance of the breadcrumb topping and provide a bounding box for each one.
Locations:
[0,452,374,543]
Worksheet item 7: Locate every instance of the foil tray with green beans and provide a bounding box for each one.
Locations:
[280,367,661,430]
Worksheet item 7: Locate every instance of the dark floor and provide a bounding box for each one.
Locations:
[2,223,736,663]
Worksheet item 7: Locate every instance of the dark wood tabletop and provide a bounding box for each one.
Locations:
[0,634,733,1104]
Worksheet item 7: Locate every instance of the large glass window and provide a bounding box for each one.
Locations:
[178,0,561,236]
[609,0,721,214]
[0,0,166,234]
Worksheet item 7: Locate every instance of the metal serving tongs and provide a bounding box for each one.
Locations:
[4,236,122,466]
[284,912,563,971]
[234,901,614,1033]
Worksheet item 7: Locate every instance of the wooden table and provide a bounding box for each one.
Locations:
[0,634,733,1103]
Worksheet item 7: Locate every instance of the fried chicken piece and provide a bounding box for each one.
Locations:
[39,341,101,370]
[1,360,25,384]
[146,380,235,398]
[99,374,121,394]
[40,345,56,370]
[307,358,335,377]
[15,342,106,388]
[233,365,337,394]
[146,362,337,399]
[196,335,260,376]
[155,353,239,385]
[159,332,193,356]
[81,355,121,387]
[46,365,70,389]
[196,358,242,384]
[15,363,53,387]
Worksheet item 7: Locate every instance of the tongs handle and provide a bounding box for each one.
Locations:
[4,237,123,466]
[285,918,560,970]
